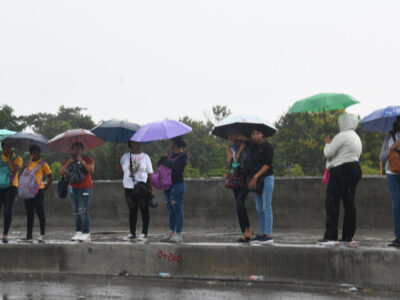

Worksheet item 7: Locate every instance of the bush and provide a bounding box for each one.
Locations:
[283,163,305,177]
[50,162,62,181]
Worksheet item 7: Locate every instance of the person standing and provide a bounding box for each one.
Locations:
[379,116,400,247]
[159,136,188,243]
[247,128,275,245]
[19,145,53,243]
[59,142,95,243]
[318,113,362,246]
[117,141,154,242]
[0,142,22,243]
[226,130,252,242]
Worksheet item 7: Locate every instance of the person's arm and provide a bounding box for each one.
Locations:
[248,144,273,189]
[78,155,94,174]
[379,135,391,162]
[7,154,19,174]
[59,158,74,176]
[323,134,343,159]
[44,173,54,191]
[116,153,123,175]
[226,146,233,166]
[147,174,155,197]
[235,143,246,162]
[161,154,187,171]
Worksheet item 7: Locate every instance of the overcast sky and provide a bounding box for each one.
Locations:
[1,0,399,126]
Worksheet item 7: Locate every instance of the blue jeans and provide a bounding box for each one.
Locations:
[387,174,400,239]
[164,182,186,234]
[69,188,92,234]
[254,176,274,236]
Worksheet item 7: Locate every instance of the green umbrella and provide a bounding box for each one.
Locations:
[288,93,360,134]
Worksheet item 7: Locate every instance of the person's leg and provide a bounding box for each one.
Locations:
[3,187,17,236]
[24,198,35,240]
[234,188,250,234]
[171,183,185,234]
[262,176,274,237]
[125,190,136,235]
[164,190,176,232]
[138,195,150,236]
[341,163,361,240]
[33,190,46,236]
[254,192,265,235]
[78,189,92,234]
[69,188,81,232]
[324,167,343,240]
[387,174,400,240]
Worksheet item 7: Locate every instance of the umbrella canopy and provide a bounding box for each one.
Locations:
[360,106,400,132]
[48,129,104,153]
[288,93,359,113]
[91,119,141,143]
[3,132,50,153]
[0,129,16,141]
[130,120,192,142]
[212,114,277,139]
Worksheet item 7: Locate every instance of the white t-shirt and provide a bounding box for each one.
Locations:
[120,152,153,189]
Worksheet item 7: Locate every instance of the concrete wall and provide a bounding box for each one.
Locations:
[10,176,393,230]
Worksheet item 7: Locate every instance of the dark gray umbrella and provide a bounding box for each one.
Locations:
[91,119,141,143]
[3,132,50,153]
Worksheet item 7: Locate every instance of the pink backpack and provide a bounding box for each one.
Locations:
[152,153,185,191]
[18,161,45,199]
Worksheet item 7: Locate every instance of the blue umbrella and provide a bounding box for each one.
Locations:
[91,119,141,143]
[360,106,400,132]
[130,120,192,142]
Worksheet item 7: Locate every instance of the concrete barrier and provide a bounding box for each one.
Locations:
[10,176,393,230]
[1,242,399,291]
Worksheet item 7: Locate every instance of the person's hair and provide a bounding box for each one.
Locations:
[128,140,140,149]
[250,127,264,137]
[71,142,84,151]
[1,141,7,148]
[172,136,186,148]
[29,145,41,154]
[392,116,400,135]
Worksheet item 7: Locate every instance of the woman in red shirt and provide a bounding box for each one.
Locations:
[59,142,94,242]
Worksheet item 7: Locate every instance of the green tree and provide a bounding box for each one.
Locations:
[0,105,26,131]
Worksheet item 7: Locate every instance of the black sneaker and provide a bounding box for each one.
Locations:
[2,237,8,244]
[388,239,400,247]
[317,239,339,246]
[236,237,249,243]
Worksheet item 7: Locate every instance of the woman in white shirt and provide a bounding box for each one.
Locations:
[379,117,400,247]
[117,141,154,242]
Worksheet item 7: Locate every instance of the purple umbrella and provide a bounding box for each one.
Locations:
[130,120,192,142]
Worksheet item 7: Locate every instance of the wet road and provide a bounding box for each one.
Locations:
[0,274,398,299]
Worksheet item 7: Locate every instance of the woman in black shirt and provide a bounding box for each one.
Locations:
[247,128,275,244]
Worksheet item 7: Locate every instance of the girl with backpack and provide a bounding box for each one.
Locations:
[158,136,188,243]
[59,142,95,243]
[0,142,22,243]
[117,140,154,242]
[19,145,53,243]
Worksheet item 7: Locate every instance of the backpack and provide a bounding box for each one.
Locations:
[151,153,185,191]
[0,156,18,189]
[17,161,45,199]
[58,175,68,198]
[66,159,87,184]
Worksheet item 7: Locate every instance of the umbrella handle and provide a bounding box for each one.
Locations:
[323,108,328,135]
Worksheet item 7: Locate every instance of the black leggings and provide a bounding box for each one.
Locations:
[324,162,362,240]
[233,188,250,233]
[125,188,150,236]
[0,186,17,236]
[24,189,46,239]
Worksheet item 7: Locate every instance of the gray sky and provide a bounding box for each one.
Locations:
[1,0,399,126]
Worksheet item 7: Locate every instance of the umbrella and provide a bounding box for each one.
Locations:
[212,114,277,139]
[48,129,104,153]
[288,93,360,133]
[0,129,16,141]
[91,119,140,143]
[360,106,400,132]
[130,120,192,142]
[3,132,50,153]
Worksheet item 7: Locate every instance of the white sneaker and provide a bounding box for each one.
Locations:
[71,232,82,241]
[137,233,147,242]
[79,233,91,243]
[123,234,134,241]
[161,232,174,242]
[170,233,183,243]
[37,235,45,243]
